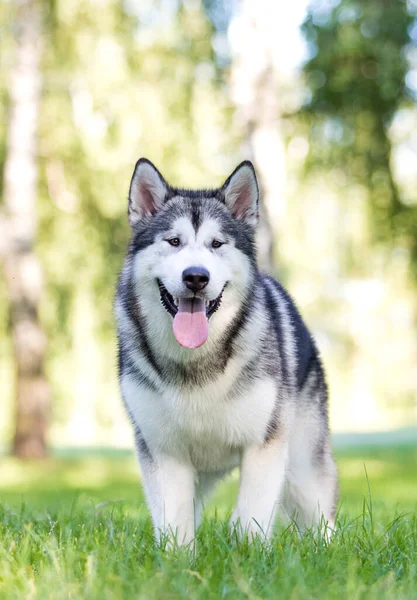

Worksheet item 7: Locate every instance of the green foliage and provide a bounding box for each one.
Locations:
[304,1,411,115]
[1,0,238,442]
[2,0,417,443]
[302,0,417,255]
[281,0,417,425]
[0,445,416,598]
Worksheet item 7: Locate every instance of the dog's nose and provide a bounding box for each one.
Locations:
[182,267,210,292]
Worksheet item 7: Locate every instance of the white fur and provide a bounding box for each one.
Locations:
[138,452,196,545]
[122,369,285,543]
[232,438,288,538]
[122,375,277,471]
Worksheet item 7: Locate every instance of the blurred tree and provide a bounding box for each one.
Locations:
[2,0,237,447]
[205,0,290,274]
[297,0,417,425]
[302,0,417,272]
[228,0,278,273]
[1,0,49,457]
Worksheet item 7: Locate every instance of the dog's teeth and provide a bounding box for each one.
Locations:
[174,298,179,306]
[205,300,209,307]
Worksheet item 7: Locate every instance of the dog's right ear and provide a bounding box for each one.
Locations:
[128,158,168,227]
[221,161,259,227]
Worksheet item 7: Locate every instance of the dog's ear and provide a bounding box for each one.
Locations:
[128,158,168,227]
[221,161,259,227]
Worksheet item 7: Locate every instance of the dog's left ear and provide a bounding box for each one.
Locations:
[128,158,168,227]
[221,161,259,227]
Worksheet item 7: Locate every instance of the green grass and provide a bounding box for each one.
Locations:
[0,445,416,599]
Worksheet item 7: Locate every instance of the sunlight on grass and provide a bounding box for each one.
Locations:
[0,457,139,490]
[340,458,387,477]
[0,445,416,599]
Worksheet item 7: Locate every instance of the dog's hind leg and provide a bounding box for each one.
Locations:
[284,448,337,537]
[283,390,338,536]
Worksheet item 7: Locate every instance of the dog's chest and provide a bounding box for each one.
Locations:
[126,376,277,470]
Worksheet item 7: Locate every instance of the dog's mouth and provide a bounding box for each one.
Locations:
[158,280,224,349]
[158,281,223,319]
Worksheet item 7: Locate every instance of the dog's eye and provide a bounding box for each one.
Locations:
[167,237,180,247]
[212,240,223,249]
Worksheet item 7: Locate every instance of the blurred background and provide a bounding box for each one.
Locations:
[1,0,417,462]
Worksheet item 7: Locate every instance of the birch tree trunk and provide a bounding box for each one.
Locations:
[2,0,49,458]
[229,0,287,274]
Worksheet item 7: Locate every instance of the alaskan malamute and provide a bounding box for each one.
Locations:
[115,158,338,544]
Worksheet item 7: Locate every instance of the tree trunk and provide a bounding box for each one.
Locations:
[2,0,49,458]
[229,0,287,274]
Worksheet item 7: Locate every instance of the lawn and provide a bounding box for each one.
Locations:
[0,445,416,599]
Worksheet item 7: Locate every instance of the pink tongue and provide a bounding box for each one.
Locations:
[173,297,209,349]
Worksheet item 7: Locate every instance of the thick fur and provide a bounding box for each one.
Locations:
[115,158,338,544]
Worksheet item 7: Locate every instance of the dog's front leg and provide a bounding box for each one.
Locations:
[140,453,196,546]
[231,438,288,539]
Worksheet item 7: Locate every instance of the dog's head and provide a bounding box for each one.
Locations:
[127,158,259,349]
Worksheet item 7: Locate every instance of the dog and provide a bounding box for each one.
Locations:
[115,158,338,544]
